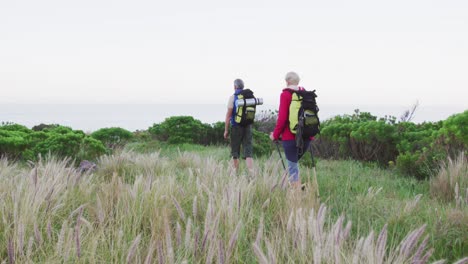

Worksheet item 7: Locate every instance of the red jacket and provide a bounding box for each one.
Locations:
[272,88,298,141]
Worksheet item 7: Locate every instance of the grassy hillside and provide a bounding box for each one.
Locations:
[0,146,467,263]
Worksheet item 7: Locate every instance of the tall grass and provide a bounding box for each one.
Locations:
[430,152,468,203]
[0,150,467,263]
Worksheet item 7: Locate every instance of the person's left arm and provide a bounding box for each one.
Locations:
[270,91,290,140]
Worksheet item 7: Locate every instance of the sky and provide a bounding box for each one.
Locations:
[1,0,467,113]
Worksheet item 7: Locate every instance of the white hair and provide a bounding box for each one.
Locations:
[285,71,300,85]
[234,79,244,89]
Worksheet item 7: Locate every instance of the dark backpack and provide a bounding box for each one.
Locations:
[288,89,320,151]
[234,89,256,126]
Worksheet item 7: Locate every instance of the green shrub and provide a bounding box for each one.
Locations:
[349,120,398,163]
[200,121,226,146]
[396,151,432,179]
[318,110,397,163]
[395,111,466,179]
[254,109,278,133]
[91,127,133,149]
[149,116,207,144]
[252,130,273,157]
[0,124,35,159]
[318,110,377,158]
[0,129,31,159]
[79,136,108,160]
[436,110,467,156]
[318,117,355,158]
[0,124,108,162]
[149,116,226,146]
[395,121,441,154]
[311,109,468,179]
[310,137,341,160]
[32,123,59,131]
[132,130,152,142]
[31,130,83,158]
[0,123,31,133]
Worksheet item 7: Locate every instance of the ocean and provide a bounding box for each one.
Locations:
[1,103,465,132]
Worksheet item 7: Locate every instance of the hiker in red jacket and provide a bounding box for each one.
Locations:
[270,72,311,189]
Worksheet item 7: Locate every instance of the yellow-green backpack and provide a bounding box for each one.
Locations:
[289,89,320,138]
[234,89,256,126]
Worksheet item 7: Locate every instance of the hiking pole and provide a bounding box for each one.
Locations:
[275,140,290,190]
[275,141,286,170]
[308,144,320,197]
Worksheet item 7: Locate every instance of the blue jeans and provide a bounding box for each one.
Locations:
[282,140,310,182]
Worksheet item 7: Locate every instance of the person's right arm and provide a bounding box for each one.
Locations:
[224,95,234,139]
[224,107,232,139]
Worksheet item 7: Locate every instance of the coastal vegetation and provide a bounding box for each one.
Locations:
[0,109,466,263]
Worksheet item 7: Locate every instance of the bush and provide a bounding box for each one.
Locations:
[0,123,106,162]
[254,109,278,133]
[200,121,226,146]
[393,122,440,179]
[318,121,353,158]
[91,127,133,149]
[149,116,208,144]
[0,129,31,159]
[0,124,35,159]
[0,123,31,133]
[396,111,467,179]
[30,128,84,159]
[317,111,372,159]
[32,123,59,131]
[317,110,397,164]
[28,126,106,161]
[395,151,432,179]
[79,136,108,160]
[395,122,441,154]
[310,137,341,160]
[133,130,152,141]
[349,120,398,163]
[311,109,467,179]
[149,116,226,146]
[435,110,467,157]
[252,130,274,157]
